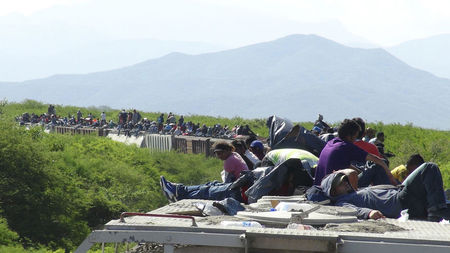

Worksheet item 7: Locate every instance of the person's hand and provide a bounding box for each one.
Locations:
[368,210,385,220]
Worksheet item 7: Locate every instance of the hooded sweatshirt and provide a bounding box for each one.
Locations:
[318,173,403,219]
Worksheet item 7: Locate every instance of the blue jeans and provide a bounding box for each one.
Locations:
[177,181,243,202]
[398,163,447,218]
[358,162,391,188]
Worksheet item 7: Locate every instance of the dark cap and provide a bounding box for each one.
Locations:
[331,173,348,196]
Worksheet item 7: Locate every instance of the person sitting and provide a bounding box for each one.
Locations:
[352,118,382,157]
[311,126,322,136]
[239,124,256,136]
[313,119,396,186]
[249,140,265,160]
[231,140,257,170]
[362,127,376,142]
[308,162,450,222]
[213,141,248,183]
[314,114,330,132]
[369,132,394,160]
[391,154,425,183]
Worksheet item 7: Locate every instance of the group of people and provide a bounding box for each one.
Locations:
[116,111,258,138]
[17,105,109,128]
[160,116,450,222]
[17,106,257,140]
[311,115,393,161]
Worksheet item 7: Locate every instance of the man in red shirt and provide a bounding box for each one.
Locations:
[352,117,381,157]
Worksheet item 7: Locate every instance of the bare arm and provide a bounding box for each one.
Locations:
[366,153,398,186]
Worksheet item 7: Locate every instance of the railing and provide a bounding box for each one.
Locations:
[55,126,100,136]
[142,134,172,152]
[173,137,187,154]
[191,138,212,157]
[53,126,227,157]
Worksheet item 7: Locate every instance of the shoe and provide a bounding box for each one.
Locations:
[160,176,177,203]
[427,208,450,222]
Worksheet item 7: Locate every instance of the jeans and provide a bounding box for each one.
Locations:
[397,163,447,218]
[357,162,391,188]
[177,181,243,202]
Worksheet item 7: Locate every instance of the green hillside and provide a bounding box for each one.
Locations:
[0,100,449,252]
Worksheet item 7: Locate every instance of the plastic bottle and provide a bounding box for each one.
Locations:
[220,220,263,228]
[275,202,313,212]
[286,223,315,230]
[397,209,409,222]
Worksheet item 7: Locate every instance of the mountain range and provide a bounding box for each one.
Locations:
[1,34,449,130]
[386,34,450,79]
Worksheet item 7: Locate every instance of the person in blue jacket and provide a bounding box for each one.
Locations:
[308,162,450,221]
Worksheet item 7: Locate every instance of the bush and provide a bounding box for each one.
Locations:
[0,217,19,246]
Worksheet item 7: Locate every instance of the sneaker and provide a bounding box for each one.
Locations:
[160,176,177,203]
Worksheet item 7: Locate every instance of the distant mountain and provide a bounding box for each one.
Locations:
[0,37,223,82]
[386,34,450,79]
[1,34,449,130]
[0,2,376,82]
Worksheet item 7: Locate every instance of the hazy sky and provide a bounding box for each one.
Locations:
[1,0,450,47]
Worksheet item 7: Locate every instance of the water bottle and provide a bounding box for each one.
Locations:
[397,209,409,222]
[275,202,313,212]
[220,220,263,228]
[286,223,315,230]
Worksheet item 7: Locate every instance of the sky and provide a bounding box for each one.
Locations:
[1,0,450,47]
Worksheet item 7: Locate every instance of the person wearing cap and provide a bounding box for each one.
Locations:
[308,162,450,221]
[249,140,265,160]
[213,141,248,183]
[311,126,322,136]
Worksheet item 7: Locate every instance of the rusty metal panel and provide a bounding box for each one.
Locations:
[173,137,188,154]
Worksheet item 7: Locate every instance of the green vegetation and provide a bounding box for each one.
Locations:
[0,99,449,252]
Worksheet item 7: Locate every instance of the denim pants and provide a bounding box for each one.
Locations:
[177,181,243,202]
[358,162,391,188]
[397,162,447,218]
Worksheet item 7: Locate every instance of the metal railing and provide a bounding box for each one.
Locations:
[53,126,224,157]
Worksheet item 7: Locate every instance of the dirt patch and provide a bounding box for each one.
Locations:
[322,220,407,233]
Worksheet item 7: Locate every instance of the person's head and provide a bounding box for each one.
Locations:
[245,135,257,148]
[365,127,376,138]
[330,173,354,197]
[337,119,361,142]
[231,140,247,155]
[250,140,264,152]
[376,132,385,142]
[318,114,323,121]
[213,141,234,160]
[406,154,425,173]
[352,117,365,139]
[312,126,322,135]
